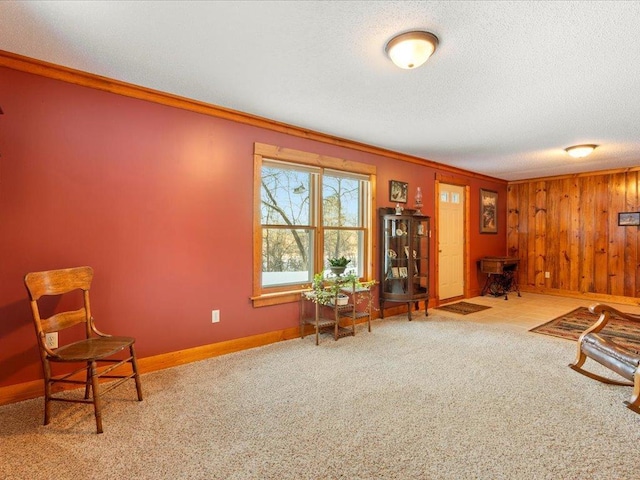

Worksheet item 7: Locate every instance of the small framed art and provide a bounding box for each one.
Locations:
[618,212,640,226]
[390,180,408,203]
[480,189,498,234]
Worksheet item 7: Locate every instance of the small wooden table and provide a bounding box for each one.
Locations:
[479,256,521,300]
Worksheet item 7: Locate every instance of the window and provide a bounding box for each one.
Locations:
[253,143,375,307]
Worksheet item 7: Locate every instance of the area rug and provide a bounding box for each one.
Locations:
[530,306,640,353]
[435,301,491,315]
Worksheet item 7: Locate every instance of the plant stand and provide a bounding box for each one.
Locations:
[300,282,373,345]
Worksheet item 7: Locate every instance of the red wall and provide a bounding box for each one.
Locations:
[0,66,507,388]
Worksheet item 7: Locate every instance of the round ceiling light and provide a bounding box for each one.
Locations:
[385,31,439,70]
[564,144,598,158]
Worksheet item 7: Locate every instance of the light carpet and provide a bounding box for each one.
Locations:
[1,313,639,479]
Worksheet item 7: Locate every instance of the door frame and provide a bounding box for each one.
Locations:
[434,174,471,305]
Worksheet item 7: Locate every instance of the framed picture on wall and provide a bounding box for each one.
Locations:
[389,180,408,203]
[618,212,640,226]
[480,189,498,234]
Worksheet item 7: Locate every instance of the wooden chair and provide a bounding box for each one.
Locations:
[569,303,640,413]
[24,266,143,433]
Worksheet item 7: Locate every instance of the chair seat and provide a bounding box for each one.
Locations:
[50,336,136,362]
[582,333,640,382]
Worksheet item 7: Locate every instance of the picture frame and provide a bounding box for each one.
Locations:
[391,267,400,278]
[399,267,408,278]
[390,180,408,203]
[480,189,498,234]
[618,212,640,226]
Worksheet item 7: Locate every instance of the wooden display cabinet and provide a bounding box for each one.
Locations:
[379,207,430,320]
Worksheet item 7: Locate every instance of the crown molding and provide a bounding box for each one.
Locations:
[0,49,505,184]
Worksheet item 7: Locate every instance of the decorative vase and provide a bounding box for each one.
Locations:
[330,266,346,276]
[334,293,349,306]
[414,186,423,216]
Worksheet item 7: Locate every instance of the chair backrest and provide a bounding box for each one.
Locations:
[24,266,95,351]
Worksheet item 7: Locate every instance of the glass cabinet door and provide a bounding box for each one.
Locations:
[412,217,429,297]
[382,216,409,296]
[379,208,430,319]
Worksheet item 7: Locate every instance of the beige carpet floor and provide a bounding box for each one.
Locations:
[1,313,639,479]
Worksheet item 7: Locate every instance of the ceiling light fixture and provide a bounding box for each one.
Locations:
[564,144,598,158]
[385,31,439,70]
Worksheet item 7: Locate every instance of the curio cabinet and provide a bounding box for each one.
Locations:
[379,207,430,320]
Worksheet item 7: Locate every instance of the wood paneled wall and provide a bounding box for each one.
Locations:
[507,169,640,303]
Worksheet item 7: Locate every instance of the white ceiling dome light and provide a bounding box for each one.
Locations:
[385,31,439,70]
[565,144,598,158]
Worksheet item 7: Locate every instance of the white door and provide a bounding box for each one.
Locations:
[438,184,464,300]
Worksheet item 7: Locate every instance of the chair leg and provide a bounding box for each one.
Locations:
[89,361,103,434]
[570,344,588,370]
[624,370,640,414]
[84,363,92,400]
[42,360,52,426]
[130,345,143,401]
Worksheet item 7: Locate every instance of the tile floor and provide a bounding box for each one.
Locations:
[439,292,640,331]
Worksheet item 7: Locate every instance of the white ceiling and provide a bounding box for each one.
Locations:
[2,0,640,181]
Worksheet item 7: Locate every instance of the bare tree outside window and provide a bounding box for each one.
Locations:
[261,165,313,286]
[323,174,362,276]
[260,163,368,287]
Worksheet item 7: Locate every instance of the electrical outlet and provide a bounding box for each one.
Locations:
[45,332,58,349]
[212,310,220,323]
[544,271,550,279]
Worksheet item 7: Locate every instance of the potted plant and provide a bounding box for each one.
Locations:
[308,273,340,306]
[328,256,351,276]
[307,272,376,307]
[309,272,350,306]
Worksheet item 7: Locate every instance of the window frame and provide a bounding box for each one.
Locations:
[252,142,376,307]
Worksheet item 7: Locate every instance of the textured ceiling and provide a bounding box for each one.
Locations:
[2,0,640,180]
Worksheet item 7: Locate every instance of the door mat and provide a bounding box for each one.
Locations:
[530,306,640,353]
[435,302,491,315]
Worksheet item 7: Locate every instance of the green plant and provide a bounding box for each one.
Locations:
[307,272,376,306]
[328,256,351,267]
[309,273,338,305]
